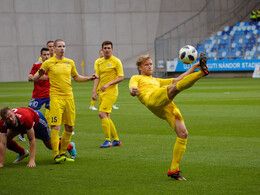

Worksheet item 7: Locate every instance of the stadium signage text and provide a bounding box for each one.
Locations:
[166,60,260,72]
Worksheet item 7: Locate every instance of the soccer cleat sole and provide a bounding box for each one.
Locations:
[199,52,209,76]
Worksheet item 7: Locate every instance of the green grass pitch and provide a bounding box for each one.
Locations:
[0,78,259,194]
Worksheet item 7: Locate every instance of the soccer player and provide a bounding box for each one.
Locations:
[129,53,209,180]
[18,47,51,142]
[0,118,29,167]
[92,41,124,148]
[33,39,97,163]
[38,40,55,61]
[90,49,119,110]
[28,47,50,111]
[0,107,77,167]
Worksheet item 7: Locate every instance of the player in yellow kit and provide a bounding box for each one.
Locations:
[129,53,209,180]
[92,41,124,148]
[33,39,98,163]
[89,49,119,111]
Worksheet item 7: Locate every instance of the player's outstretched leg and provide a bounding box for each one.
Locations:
[199,52,209,76]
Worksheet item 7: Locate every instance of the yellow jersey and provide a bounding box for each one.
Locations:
[129,75,173,105]
[39,57,78,99]
[95,55,124,96]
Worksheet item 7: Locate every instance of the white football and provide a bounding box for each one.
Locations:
[179,45,198,64]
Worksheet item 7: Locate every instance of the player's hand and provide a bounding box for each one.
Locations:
[100,84,109,92]
[130,87,139,96]
[92,93,97,101]
[93,74,99,79]
[27,160,36,167]
[89,74,99,80]
[38,68,46,76]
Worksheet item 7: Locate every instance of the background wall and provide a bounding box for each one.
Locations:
[0,0,256,81]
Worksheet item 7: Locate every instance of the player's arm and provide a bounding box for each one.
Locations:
[173,62,200,84]
[92,77,100,101]
[129,76,139,96]
[73,74,98,82]
[29,74,48,81]
[0,133,7,167]
[26,128,36,167]
[100,76,124,92]
[32,68,46,82]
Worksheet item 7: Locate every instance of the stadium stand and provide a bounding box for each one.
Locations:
[196,22,260,61]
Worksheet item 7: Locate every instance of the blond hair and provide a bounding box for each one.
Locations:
[136,55,151,66]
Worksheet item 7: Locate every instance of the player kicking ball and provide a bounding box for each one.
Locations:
[129,53,209,180]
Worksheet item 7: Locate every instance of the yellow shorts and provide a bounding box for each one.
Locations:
[146,86,184,126]
[99,93,117,113]
[49,98,75,126]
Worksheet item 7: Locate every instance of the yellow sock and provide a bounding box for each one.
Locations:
[60,130,73,155]
[44,109,51,126]
[170,137,187,171]
[90,99,96,107]
[176,71,203,92]
[51,129,60,158]
[109,119,119,141]
[101,118,110,141]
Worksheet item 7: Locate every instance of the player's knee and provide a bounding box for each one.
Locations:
[51,125,59,130]
[65,125,74,132]
[178,129,188,139]
[98,111,108,119]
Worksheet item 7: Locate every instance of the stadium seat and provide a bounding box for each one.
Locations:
[195,22,259,60]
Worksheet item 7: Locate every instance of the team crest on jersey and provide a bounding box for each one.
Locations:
[107,63,112,67]
[65,62,70,66]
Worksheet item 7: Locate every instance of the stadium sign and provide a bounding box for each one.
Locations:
[166,60,260,72]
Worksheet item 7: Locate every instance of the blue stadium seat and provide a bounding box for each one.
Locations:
[194,21,259,60]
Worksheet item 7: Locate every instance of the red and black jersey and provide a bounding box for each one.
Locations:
[0,107,39,134]
[29,61,50,99]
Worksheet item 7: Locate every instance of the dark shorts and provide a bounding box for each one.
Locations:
[28,98,50,110]
[34,110,51,141]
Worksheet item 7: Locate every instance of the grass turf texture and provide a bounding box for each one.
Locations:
[0,78,259,194]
